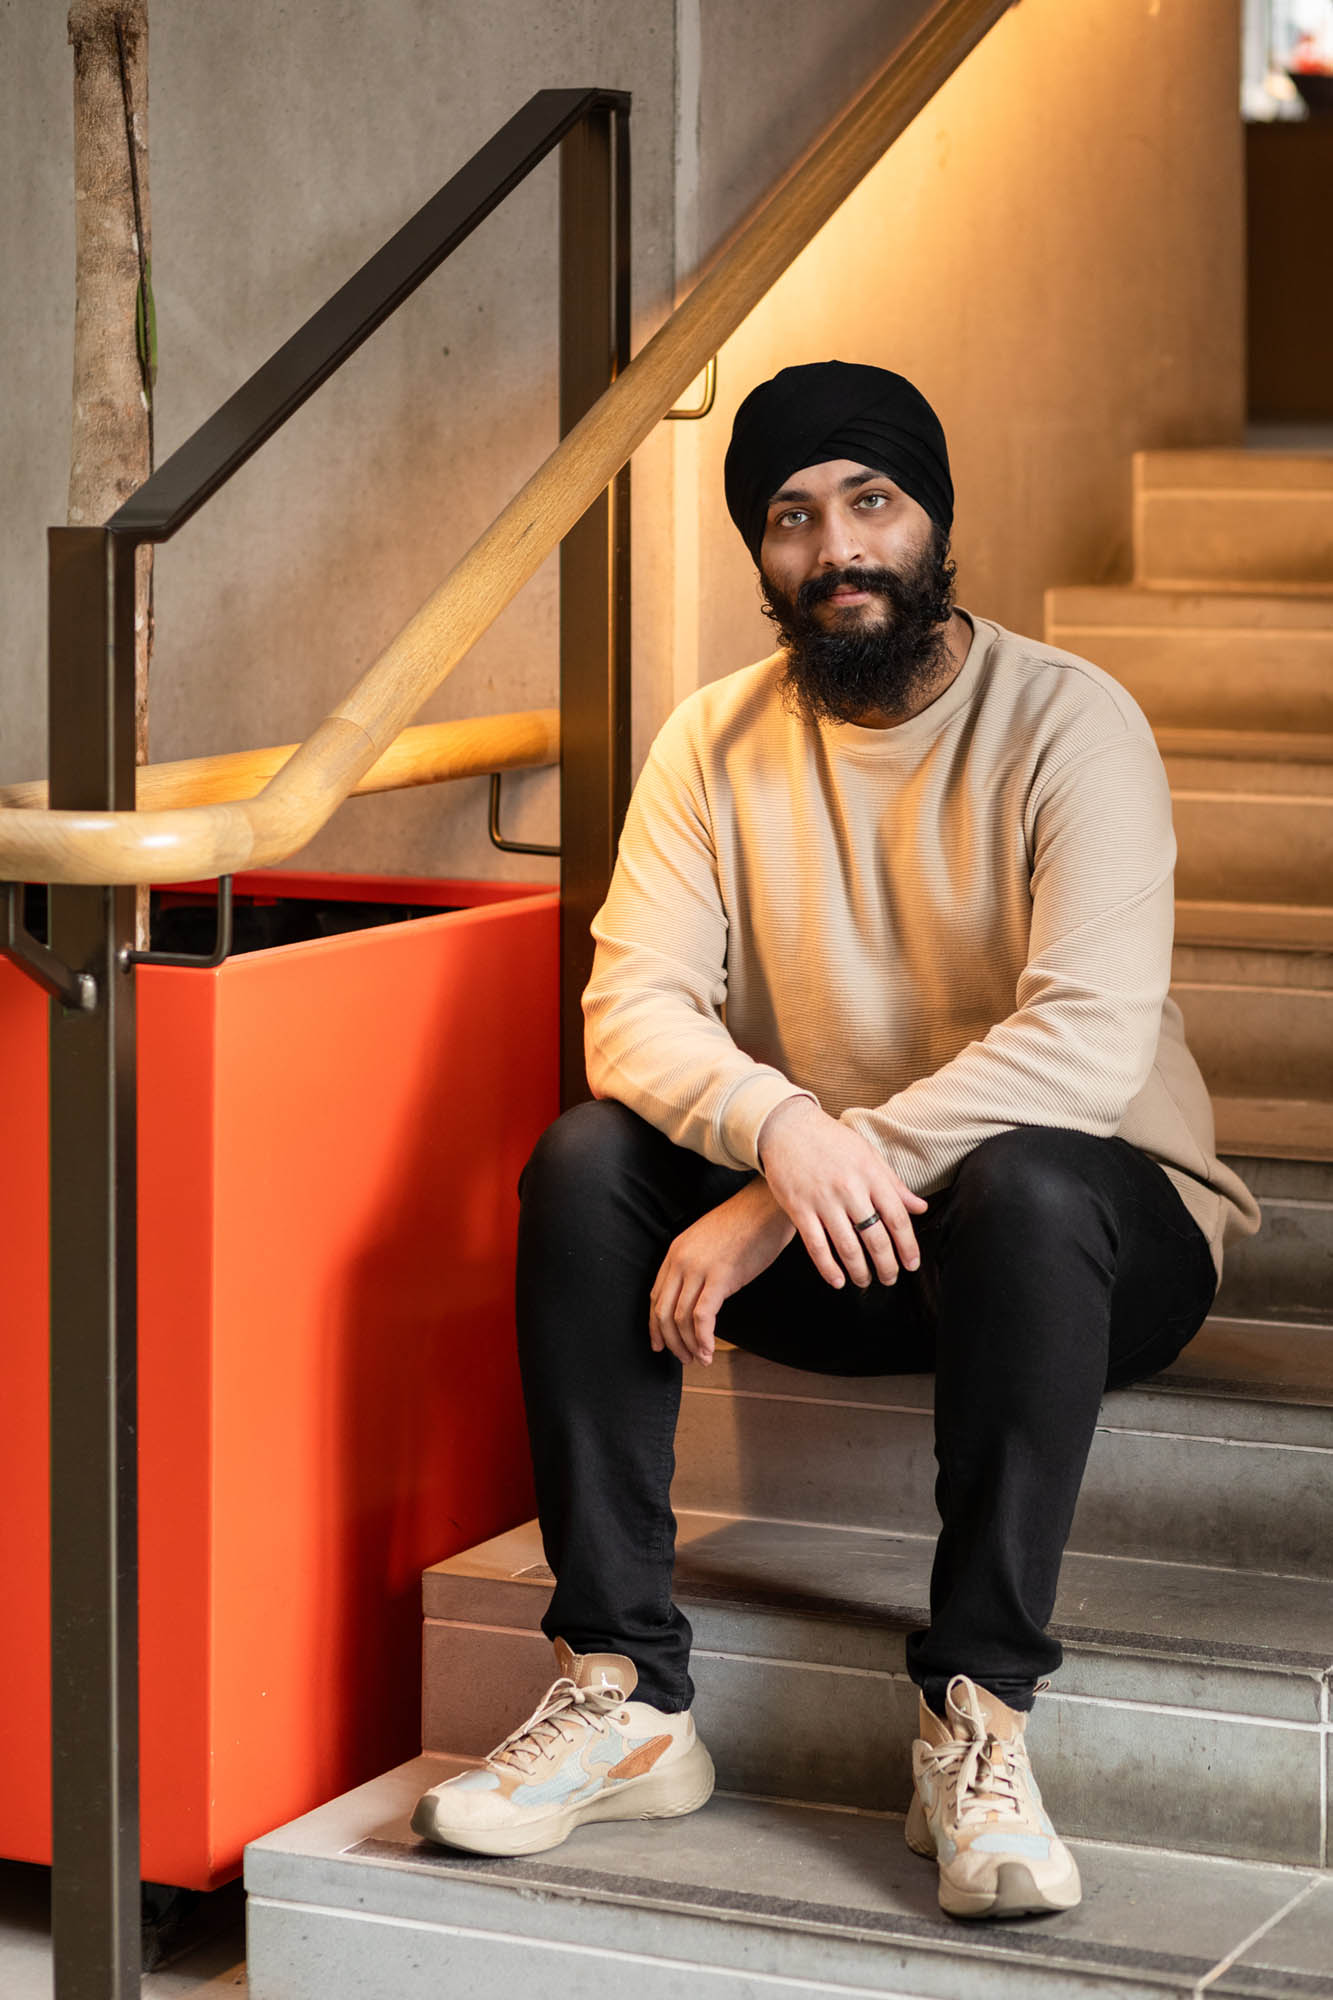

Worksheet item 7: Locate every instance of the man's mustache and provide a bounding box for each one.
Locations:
[796,567,902,614]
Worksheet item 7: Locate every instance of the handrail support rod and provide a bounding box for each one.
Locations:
[557,99,631,1106]
[47,526,142,1999]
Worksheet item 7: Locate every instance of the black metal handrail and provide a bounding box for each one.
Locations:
[111,88,627,543]
[32,88,630,2000]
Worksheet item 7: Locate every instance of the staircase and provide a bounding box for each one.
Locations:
[245,451,1333,1998]
[1050,449,1333,1168]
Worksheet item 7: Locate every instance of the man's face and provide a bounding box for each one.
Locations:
[757,458,956,725]
[759,457,935,620]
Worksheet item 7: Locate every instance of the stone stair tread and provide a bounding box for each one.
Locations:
[426,1511,1333,1676]
[1213,1096,1333,1160]
[1159,1317,1333,1405]
[245,1755,1333,2000]
[1167,757,1333,797]
[1140,579,1333,598]
[1046,583,1333,628]
[1175,902,1333,951]
[1135,448,1333,490]
[1158,727,1333,764]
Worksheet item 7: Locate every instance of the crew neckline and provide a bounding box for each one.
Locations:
[821,609,991,757]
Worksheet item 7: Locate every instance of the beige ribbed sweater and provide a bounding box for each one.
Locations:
[585,613,1260,1275]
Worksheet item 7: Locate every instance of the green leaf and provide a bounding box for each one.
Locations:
[136,255,158,405]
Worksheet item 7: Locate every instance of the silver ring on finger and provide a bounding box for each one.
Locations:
[853,1212,883,1233]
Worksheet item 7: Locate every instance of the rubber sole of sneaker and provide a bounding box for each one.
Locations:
[411,1738,717,1858]
[905,1793,1082,1920]
[940,1857,1083,1921]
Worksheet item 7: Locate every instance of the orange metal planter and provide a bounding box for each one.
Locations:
[0,871,557,1888]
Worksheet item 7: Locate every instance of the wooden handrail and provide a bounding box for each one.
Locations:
[0,0,1008,887]
[0,709,558,814]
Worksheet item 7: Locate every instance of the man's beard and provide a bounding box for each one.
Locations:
[760,524,957,726]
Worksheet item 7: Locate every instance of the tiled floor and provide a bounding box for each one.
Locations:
[0,1862,247,1998]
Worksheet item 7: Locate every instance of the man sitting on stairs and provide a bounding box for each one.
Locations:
[413,360,1261,1920]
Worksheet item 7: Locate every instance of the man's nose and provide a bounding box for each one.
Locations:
[816,510,863,569]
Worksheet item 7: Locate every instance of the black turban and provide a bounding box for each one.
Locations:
[723,359,953,567]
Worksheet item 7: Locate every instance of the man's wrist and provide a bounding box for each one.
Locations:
[756,1091,820,1169]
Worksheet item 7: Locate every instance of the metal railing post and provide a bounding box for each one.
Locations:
[47,526,142,1998]
[557,100,631,1107]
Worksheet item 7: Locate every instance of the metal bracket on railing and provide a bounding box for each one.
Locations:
[2,881,97,1010]
[664,353,717,421]
[120,875,235,970]
[488,773,560,857]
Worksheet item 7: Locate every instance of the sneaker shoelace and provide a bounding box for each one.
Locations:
[485,1675,628,1775]
[932,1729,1026,1826]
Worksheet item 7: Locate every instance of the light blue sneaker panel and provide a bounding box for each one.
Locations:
[969,1831,1052,1859]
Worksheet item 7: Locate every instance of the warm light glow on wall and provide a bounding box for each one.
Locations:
[687,0,1244,687]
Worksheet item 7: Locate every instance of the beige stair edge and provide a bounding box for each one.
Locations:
[1212,1096,1333,1160]
[1130,576,1333,598]
[1157,727,1333,764]
[1174,901,1333,951]
[1045,584,1333,627]
[1133,448,1333,490]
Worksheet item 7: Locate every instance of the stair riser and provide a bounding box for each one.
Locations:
[1135,494,1333,589]
[1172,795,1333,906]
[1215,1097,1333,1160]
[1172,944,1333,993]
[670,1391,1333,1577]
[248,1899,971,2000]
[1173,982,1333,1097]
[421,1619,1329,1868]
[1044,632,1333,734]
[1214,1198,1333,1325]
[248,1847,1169,2000]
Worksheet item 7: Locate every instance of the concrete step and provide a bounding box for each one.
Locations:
[245,1757,1333,2000]
[1176,902,1333,953]
[1132,450,1333,591]
[418,1509,1333,1869]
[1161,731,1333,796]
[1172,981,1333,1100]
[661,1323,1333,1582]
[1169,787,1333,906]
[1173,939,1333,992]
[1211,1153,1333,1323]
[1044,585,1333,733]
[1214,1097,1333,1163]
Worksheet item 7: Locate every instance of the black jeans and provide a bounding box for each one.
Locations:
[515,1102,1217,1716]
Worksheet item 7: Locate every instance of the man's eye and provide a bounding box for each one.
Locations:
[856,492,889,509]
[775,509,809,528]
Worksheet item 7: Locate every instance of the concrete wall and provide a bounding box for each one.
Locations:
[1,0,1242,881]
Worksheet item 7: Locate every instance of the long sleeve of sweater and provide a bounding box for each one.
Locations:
[584,733,811,1168]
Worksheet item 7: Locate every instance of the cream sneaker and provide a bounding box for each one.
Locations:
[906,1675,1081,1919]
[411,1638,715,1857]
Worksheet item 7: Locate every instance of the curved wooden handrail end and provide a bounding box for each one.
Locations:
[0,709,560,885]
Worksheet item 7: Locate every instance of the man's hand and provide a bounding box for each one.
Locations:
[650,1177,796,1367]
[757,1096,927,1289]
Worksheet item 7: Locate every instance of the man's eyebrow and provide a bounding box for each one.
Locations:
[767,470,893,507]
